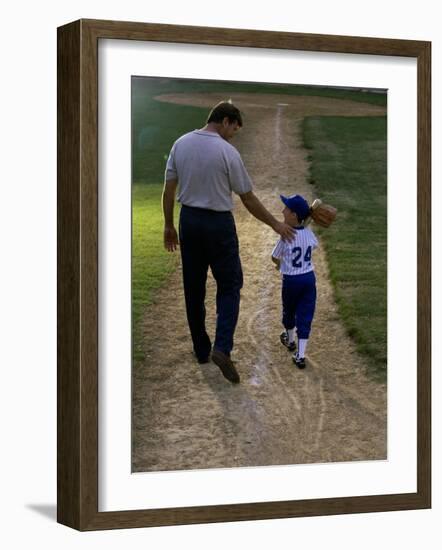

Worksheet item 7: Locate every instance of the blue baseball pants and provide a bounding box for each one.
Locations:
[282,271,316,339]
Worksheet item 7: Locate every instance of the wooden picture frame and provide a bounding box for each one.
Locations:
[57,18,431,531]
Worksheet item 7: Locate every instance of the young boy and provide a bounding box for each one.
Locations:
[271,194,318,369]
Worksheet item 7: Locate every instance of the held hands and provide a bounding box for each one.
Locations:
[164,226,179,252]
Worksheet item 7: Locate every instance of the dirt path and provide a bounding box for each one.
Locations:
[132,93,387,472]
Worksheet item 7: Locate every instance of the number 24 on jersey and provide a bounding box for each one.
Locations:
[292,246,312,268]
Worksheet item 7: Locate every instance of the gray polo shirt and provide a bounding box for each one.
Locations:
[165,129,253,211]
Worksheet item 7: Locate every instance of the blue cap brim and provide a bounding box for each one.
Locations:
[280,195,290,208]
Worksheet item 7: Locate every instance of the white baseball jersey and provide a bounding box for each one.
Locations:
[272,227,318,275]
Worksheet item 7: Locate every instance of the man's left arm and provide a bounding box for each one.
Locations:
[162,179,179,252]
[239,191,295,241]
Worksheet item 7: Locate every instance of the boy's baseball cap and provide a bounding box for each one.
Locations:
[280,194,310,222]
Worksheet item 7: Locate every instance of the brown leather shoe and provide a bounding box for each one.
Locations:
[211,349,240,384]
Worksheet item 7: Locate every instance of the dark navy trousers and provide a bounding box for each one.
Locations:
[179,205,243,359]
[282,271,316,339]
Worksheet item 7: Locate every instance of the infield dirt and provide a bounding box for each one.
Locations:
[132,93,387,472]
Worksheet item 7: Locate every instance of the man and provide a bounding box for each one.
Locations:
[162,101,294,384]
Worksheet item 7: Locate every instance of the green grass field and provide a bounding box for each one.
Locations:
[132,76,386,182]
[132,184,180,360]
[132,77,387,374]
[302,116,387,379]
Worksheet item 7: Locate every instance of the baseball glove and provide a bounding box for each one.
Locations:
[308,198,337,228]
[308,199,338,227]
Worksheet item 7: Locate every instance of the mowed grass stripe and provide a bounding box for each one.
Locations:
[302,116,387,379]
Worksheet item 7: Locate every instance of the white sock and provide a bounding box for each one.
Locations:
[287,328,296,343]
[298,338,308,358]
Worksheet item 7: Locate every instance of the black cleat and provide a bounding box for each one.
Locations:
[292,354,306,369]
[211,349,240,384]
[280,331,296,352]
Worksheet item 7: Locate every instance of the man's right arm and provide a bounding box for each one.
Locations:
[162,179,179,252]
[239,191,295,241]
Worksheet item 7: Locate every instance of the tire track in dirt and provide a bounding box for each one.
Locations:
[132,93,387,472]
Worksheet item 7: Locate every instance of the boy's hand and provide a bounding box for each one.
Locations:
[271,256,281,271]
